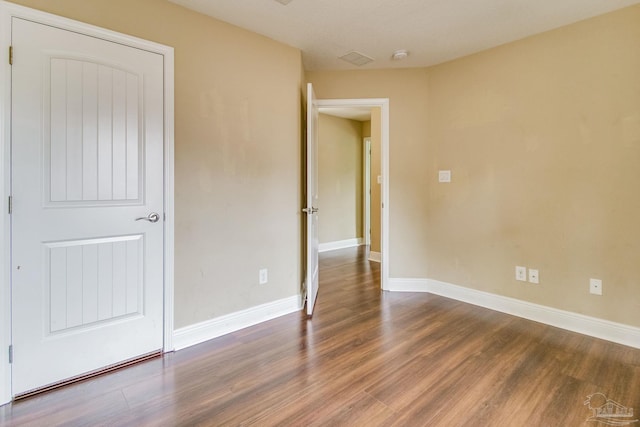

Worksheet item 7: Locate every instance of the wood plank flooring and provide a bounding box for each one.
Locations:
[1,246,639,426]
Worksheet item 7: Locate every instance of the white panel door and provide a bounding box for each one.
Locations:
[11,18,164,395]
[305,83,320,316]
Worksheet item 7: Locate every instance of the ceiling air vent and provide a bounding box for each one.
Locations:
[273,0,294,5]
[339,51,374,67]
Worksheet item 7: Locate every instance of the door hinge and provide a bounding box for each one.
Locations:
[8,46,12,65]
[8,196,12,214]
[8,345,12,364]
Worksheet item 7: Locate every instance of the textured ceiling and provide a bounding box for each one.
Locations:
[169,0,640,70]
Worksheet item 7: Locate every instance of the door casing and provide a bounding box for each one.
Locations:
[315,98,390,290]
[0,1,175,404]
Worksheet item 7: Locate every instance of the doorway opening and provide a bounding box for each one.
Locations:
[314,98,390,290]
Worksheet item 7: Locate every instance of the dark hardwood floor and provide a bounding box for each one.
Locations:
[1,246,639,426]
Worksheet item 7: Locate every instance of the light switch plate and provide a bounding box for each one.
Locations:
[439,170,451,183]
[259,268,268,285]
[528,269,539,284]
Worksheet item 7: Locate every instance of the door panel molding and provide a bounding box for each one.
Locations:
[0,0,174,404]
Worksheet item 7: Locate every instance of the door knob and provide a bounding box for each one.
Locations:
[135,212,160,223]
[302,207,319,214]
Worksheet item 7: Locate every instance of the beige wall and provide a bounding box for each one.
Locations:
[369,108,382,254]
[424,5,640,327]
[317,114,363,243]
[307,69,431,277]
[309,5,640,327]
[362,121,371,138]
[9,0,304,329]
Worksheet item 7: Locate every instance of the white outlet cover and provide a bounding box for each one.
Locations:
[438,170,451,183]
[528,269,539,284]
[590,278,602,295]
[515,266,527,282]
[259,268,268,285]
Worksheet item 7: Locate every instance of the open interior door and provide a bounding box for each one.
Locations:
[304,83,319,316]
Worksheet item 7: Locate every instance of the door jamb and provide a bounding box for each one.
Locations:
[0,1,175,404]
[315,98,389,290]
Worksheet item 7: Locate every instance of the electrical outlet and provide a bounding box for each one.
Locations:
[590,278,602,295]
[259,268,268,285]
[515,266,527,282]
[528,269,539,284]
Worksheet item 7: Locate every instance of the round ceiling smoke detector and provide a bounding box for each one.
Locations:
[392,50,409,60]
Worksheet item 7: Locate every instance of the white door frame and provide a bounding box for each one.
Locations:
[363,137,371,246]
[315,98,389,290]
[0,1,175,404]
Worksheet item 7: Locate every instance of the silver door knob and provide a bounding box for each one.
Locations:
[302,207,319,214]
[136,212,160,223]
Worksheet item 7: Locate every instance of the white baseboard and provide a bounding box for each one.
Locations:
[368,251,381,263]
[173,295,302,351]
[387,278,640,349]
[319,238,363,253]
